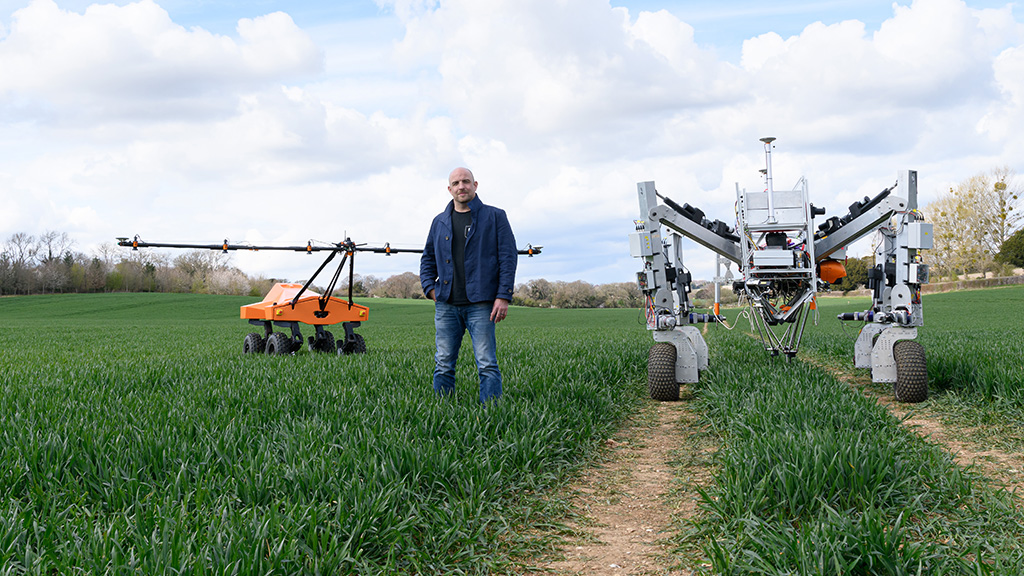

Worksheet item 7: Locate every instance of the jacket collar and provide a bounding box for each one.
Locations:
[446,194,483,217]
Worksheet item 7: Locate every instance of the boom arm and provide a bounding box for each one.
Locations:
[813,192,906,261]
[116,237,542,256]
[117,235,543,316]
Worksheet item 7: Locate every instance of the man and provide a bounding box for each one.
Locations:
[420,167,518,403]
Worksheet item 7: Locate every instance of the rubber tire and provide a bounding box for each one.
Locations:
[265,332,292,356]
[647,342,680,401]
[243,332,265,354]
[308,331,335,353]
[338,333,367,355]
[893,340,928,403]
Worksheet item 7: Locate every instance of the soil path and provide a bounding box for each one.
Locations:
[534,353,1021,575]
[537,398,711,576]
[887,401,1024,497]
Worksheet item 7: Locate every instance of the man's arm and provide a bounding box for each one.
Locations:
[494,209,517,301]
[490,209,516,322]
[420,221,438,299]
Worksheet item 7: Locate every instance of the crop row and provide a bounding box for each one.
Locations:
[676,291,1024,574]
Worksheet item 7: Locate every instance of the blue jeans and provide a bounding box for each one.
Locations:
[433,300,502,403]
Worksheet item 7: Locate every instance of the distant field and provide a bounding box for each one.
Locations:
[0,293,649,574]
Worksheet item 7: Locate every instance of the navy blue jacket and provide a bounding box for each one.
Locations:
[420,195,517,303]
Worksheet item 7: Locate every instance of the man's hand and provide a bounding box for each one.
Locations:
[491,298,509,323]
[427,289,436,301]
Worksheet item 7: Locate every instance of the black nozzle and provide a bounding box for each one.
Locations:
[707,219,740,242]
[678,202,705,225]
[818,216,841,234]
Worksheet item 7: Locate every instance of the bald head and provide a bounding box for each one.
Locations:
[447,167,478,211]
[449,167,474,185]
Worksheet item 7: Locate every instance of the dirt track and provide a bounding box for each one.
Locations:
[537,398,710,575]
[535,362,1022,575]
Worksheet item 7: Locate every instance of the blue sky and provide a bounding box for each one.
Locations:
[2,0,1023,286]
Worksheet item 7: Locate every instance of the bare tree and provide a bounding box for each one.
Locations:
[39,230,74,264]
[986,166,1022,253]
[551,280,598,309]
[514,278,556,306]
[927,190,983,278]
[361,275,383,296]
[376,272,423,299]
[38,259,70,293]
[172,250,233,292]
[596,282,641,308]
[94,242,121,273]
[925,168,1022,278]
[156,266,193,293]
[206,268,252,295]
[174,250,231,277]
[3,233,40,293]
[5,232,39,266]
[86,257,107,292]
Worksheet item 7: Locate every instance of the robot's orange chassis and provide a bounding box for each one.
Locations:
[117,236,542,356]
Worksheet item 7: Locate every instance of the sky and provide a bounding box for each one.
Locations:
[2,0,1023,286]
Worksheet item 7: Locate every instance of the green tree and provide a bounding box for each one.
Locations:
[832,255,872,293]
[996,227,1024,268]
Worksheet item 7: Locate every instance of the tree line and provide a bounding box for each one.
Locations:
[0,232,645,308]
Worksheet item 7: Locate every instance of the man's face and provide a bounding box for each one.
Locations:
[448,169,478,205]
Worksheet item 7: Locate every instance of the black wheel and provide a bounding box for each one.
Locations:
[338,333,366,355]
[265,332,292,356]
[647,342,679,401]
[308,330,335,353]
[243,332,265,354]
[893,340,928,403]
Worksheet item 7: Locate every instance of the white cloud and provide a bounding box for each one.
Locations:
[979,40,1024,151]
[736,0,1009,158]
[0,0,321,122]
[387,0,741,156]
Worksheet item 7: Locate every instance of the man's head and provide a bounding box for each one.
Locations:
[448,167,478,209]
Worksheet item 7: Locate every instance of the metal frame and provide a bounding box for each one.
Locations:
[734,153,818,356]
[840,170,931,380]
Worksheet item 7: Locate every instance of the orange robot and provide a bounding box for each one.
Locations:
[240,282,370,355]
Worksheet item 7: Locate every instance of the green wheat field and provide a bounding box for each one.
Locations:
[1,287,1022,574]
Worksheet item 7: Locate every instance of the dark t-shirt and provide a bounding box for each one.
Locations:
[450,209,473,305]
